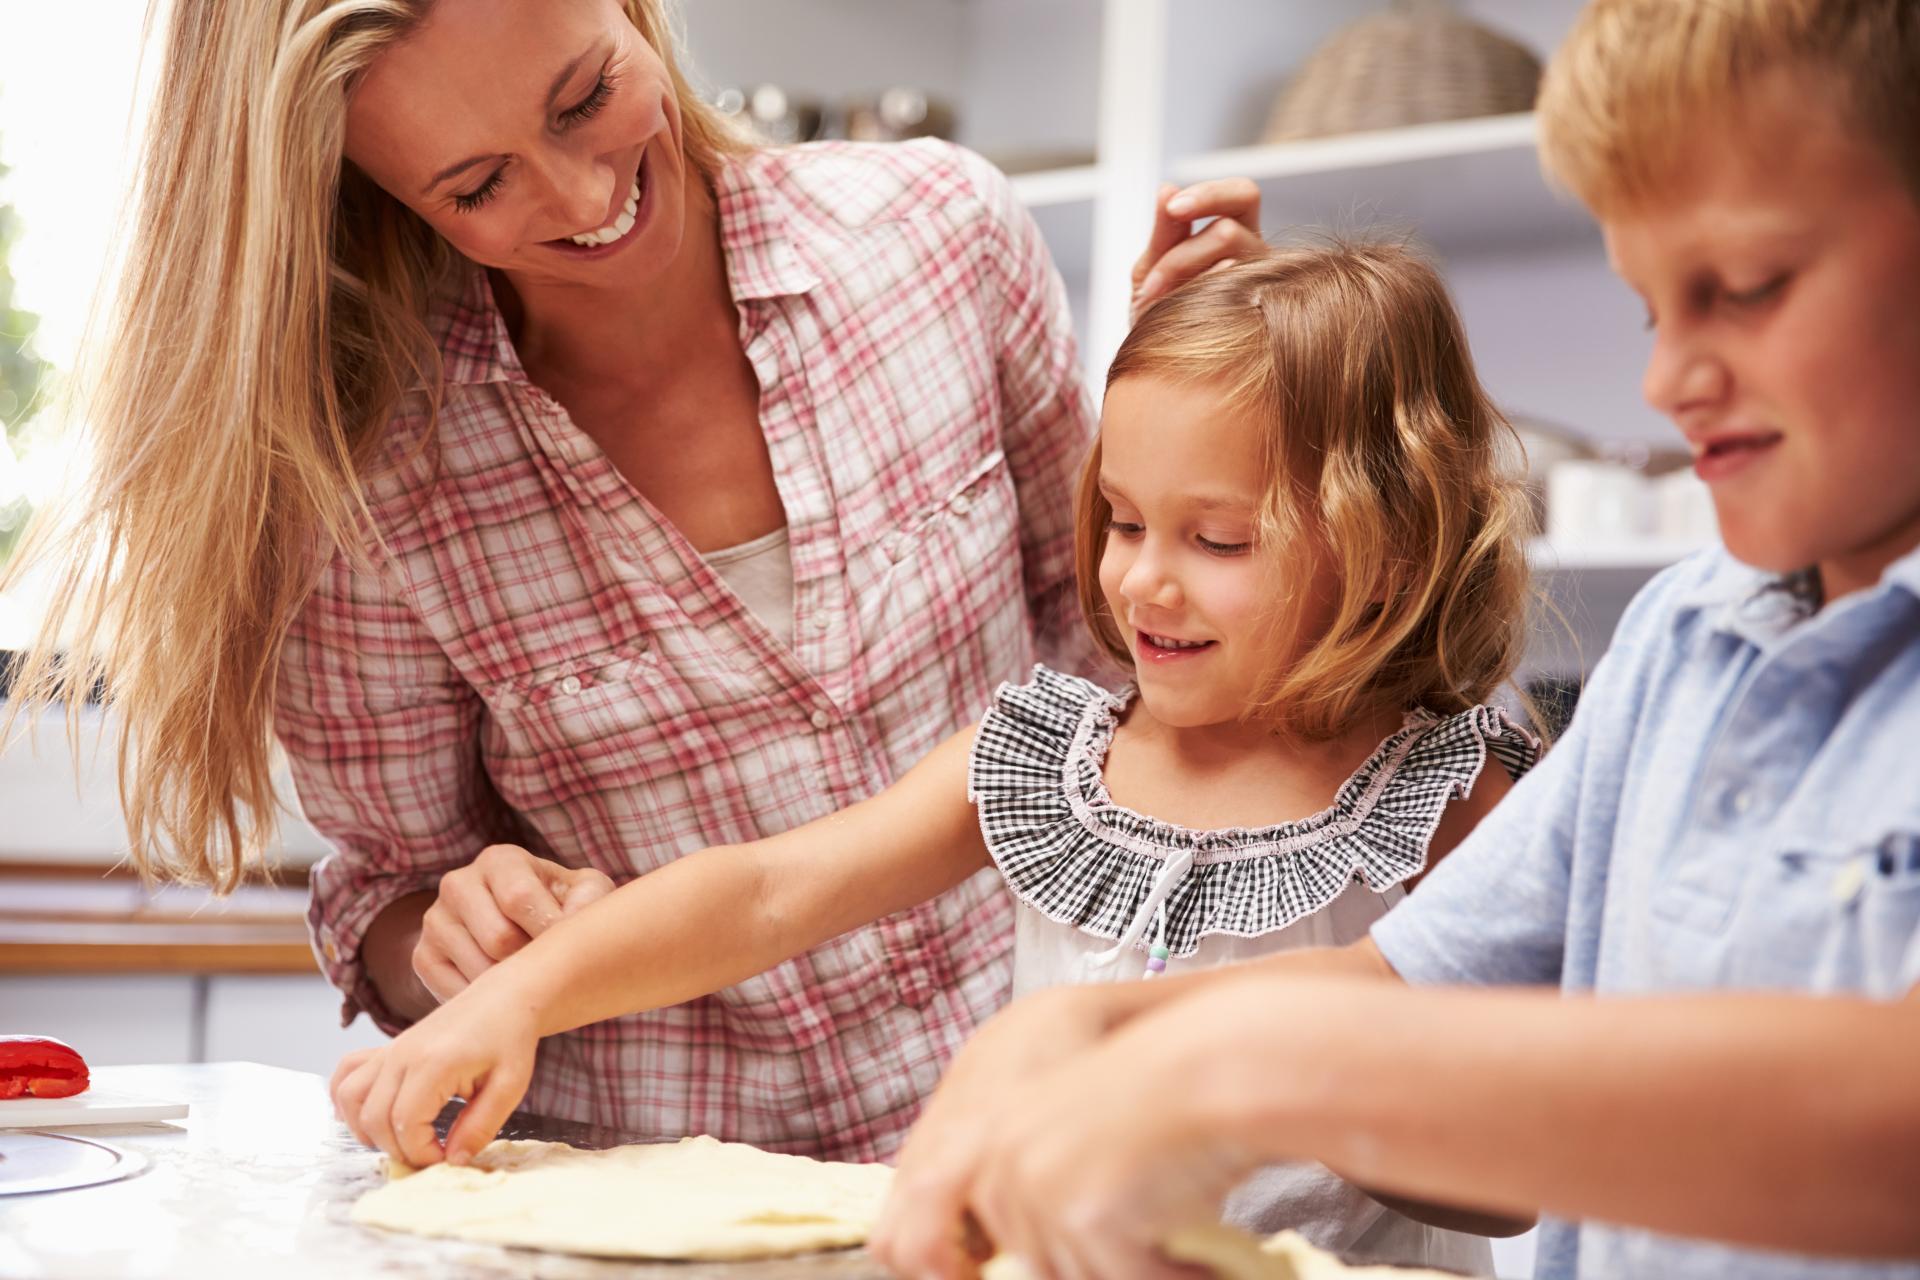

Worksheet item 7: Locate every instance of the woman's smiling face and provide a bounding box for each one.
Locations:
[344,0,690,291]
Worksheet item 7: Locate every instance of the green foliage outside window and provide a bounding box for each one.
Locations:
[0,132,55,569]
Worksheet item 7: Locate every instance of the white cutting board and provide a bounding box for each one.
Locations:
[0,1088,189,1129]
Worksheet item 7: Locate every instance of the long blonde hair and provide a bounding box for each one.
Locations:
[0,0,746,890]
[1077,243,1534,740]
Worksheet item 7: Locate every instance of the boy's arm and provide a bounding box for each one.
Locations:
[491,726,991,1038]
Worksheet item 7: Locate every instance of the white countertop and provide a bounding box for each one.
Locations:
[0,1062,891,1279]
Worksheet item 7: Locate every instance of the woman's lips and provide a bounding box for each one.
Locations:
[544,150,652,260]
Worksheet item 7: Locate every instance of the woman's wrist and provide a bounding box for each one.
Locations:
[361,890,439,1024]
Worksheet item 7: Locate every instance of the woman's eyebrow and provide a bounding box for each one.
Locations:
[422,43,607,195]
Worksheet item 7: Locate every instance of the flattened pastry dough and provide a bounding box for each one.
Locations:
[351,1135,893,1260]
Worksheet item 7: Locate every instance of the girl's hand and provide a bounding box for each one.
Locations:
[963,1033,1256,1280]
[870,987,1117,1280]
[1131,180,1267,322]
[329,987,539,1169]
[415,844,614,1002]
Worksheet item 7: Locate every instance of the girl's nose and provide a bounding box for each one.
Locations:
[1120,545,1183,611]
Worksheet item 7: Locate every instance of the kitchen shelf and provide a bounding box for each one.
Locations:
[1007,163,1103,209]
[1172,113,1599,255]
[1527,537,1708,572]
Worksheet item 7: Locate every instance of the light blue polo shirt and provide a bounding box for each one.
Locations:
[1373,541,1920,1280]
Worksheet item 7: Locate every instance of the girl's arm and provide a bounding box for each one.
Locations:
[498,726,990,1037]
[332,727,989,1166]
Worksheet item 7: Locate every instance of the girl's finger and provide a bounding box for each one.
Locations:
[357,1059,410,1164]
[443,1052,533,1167]
[390,1063,455,1170]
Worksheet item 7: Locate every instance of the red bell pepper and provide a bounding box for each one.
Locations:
[0,1035,90,1100]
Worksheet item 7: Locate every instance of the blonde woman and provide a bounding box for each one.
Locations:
[4,0,1102,1158]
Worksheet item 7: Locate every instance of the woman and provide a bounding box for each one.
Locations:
[3,0,1101,1160]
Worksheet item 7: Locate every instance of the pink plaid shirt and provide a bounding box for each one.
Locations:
[279,140,1099,1161]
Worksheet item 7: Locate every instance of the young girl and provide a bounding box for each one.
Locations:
[332,244,1539,1273]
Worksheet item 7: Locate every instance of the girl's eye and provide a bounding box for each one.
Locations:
[1104,518,1144,537]
[1198,536,1251,556]
[561,73,615,127]
[454,169,506,213]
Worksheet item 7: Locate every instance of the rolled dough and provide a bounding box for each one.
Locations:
[350,1134,894,1260]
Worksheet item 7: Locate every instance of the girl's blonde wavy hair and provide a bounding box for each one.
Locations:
[1075,243,1533,740]
[0,0,747,891]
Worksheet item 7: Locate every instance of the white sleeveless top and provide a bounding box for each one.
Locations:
[967,667,1539,1276]
[704,526,795,647]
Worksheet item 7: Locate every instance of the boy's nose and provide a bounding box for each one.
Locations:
[1642,331,1730,420]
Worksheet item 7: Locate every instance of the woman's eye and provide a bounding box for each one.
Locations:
[454,169,506,213]
[561,73,615,126]
[1198,536,1251,556]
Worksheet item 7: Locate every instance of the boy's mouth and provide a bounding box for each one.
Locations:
[1691,428,1783,483]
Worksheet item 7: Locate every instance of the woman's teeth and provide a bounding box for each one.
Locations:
[568,175,642,247]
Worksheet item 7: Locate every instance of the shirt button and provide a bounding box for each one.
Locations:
[812,614,832,633]
[322,939,338,964]
[950,495,973,517]
[810,709,833,731]
[559,675,583,696]
[1724,786,1755,818]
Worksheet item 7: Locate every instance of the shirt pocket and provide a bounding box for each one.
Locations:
[1736,827,1920,998]
[478,641,664,817]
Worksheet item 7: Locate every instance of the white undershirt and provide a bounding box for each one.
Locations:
[703,526,795,648]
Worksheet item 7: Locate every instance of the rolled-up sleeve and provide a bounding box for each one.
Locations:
[959,148,1104,683]
[278,543,513,1034]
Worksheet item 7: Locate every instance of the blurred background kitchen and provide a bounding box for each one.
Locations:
[0,4,1713,1268]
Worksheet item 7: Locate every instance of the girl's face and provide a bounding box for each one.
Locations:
[1097,377,1326,730]
[1603,72,1920,598]
[344,0,690,294]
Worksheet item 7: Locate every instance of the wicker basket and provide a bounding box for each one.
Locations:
[1263,0,1542,143]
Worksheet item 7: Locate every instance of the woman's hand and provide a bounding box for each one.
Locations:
[330,985,540,1169]
[1131,179,1267,322]
[870,986,1121,1280]
[415,844,614,1002]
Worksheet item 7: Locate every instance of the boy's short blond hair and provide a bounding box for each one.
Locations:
[1538,0,1920,214]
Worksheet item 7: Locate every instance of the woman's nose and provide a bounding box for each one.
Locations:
[537,155,621,237]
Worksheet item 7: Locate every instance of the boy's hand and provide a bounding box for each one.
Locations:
[330,989,539,1169]
[415,844,614,1002]
[1131,179,1266,322]
[869,987,1116,1280]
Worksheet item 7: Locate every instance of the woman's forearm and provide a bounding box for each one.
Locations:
[360,890,439,1025]
[1172,979,1920,1257]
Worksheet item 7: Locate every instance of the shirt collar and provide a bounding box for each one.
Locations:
[1674,537,1920,648]
[425,150,817,389]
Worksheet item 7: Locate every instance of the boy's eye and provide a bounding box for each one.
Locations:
[454,169,506,213]
[1198,536,1251,556]
[1722,274,1789,309]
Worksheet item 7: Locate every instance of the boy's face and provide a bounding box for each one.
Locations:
[1096,377,1329,731]
[1602,75,1920,598]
